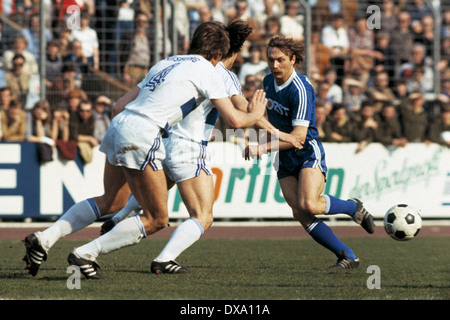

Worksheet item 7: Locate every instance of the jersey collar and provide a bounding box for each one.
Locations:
[274,70,296,92]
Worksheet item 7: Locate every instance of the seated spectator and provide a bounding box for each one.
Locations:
[375,101,408,148]
[26,100,55,162]
[365,71,396,112]
[426,103,450,147]
[62,40,90,83]
[398,91,430,142]
[390,11,415,67]
[406,65,433,94]
[227,0,261,42]
[119,11,152,88]
[2,34,39,76]
[69,100,98,163]
[241,74,260,101]
[5,54,30,105]
[352,100,379,152]
[50,64,87,106]
[347,14,380,85]
[45,40,64,90]
[92,95,112,143]
[315,80,334,114]
[397,43,434,90]
[0,87,14,111]
[321,13,349,85]
[393,79,409,106]
[50,107,72,157]
[21,13,53,61]
[238,43,269,86]
[315,102,329,142]
[0,100,27,141]
[372,32,396,85]
[309,30,331,84]
[342,78,367,114]
[324,68,342,104]
[68,11,99,71]
[254,0,282,31]
[322,103,354,143]
[379,0,398,35]
[280,1,304,41]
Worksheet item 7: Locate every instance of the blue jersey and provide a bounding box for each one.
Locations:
[263,71,327,179]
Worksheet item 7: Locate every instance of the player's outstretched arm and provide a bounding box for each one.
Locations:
[111,86,141,118]
[212,89,266,129]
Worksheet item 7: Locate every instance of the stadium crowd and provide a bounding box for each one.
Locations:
[0,0,449,163]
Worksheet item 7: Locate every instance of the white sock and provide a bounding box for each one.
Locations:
[112,194,141,224]
[38,199,100,252]
[76,215,145,260]
[155,218,204,262]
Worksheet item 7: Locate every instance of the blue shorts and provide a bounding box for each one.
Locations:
[275,139,328,180]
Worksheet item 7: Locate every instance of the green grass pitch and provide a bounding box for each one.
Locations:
[0,237,448,300]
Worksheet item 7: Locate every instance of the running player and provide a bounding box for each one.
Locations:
[22,21,267,277]
[69,20,300,277]
[244,36,375,269]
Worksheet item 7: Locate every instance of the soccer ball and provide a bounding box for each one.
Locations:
[384,204,422,241]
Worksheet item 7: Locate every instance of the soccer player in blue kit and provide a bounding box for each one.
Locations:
[245,36,375,269]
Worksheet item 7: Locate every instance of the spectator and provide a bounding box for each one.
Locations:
[418,15,434,59]
[279,0,304,41]
[50,64,87,107]
[442,8,450,38]
[324,68,342,104]
[379,0,398,34]
[45,40,64,90]
[0,100,27,141]
[67,89,87,114]
[69,100,98,163]
[210,0,226,23]
[372,32,396,86]
[347,14,380,85]
[390,11,415,67]
[365,71,396,112]
[393,79,409,106]
[62,40,90,83]
[238,43,269,86]
[309,29,331,84]
[323,103,354,143]
[375,101,408,148]
[342,78,367,114]
[26,100,55,162]
[315,102,329,142]
[119,11,152,88]
[406,0,432,22]
[320,13,349,85]
[92,95,112,143]
[315,80,334,114]
[186,0,208,39]
[241,74,260,100]
[353,100,378,152]
[5,54,30,105]
[69,11,99,71]
[406,65,433,94]
[0,18,18,57]
[51,106,71,143]
[2,34,39,76]
[254,0,282,31]
[397,43,434,92]
[426,104,450,147]
[227,0,261,42]
[260,16,282,46]
[21,13,53,61]
[0,87,14,111]
[398,91,429,142]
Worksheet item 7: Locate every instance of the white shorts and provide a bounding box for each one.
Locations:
[162,137,212,183]
[100,110,165,171]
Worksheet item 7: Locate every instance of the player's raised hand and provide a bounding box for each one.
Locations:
[247,89,267,120]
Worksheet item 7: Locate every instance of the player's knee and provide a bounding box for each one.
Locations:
[94,195,126,217]
[299,199,322,216]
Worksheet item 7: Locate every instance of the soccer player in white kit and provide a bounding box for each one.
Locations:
[22,21,267,278]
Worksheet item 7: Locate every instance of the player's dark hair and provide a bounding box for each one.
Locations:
[188,21,230,61]
[224,19,253,58]
[267,36,305,67]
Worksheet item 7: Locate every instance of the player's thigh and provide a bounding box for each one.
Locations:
[298,167,326,214]
[94,160,131,216]
[278,176,299,210]
[122,166,169,233]
[176,170,215,228]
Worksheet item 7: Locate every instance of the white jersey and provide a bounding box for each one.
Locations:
[127,55,228,136]
[170,61,243,144]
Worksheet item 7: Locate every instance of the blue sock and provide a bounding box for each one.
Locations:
[323,195,357,217]
[306,219,357,259]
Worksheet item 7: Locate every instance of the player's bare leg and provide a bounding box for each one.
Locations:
[151,171,214,274]
[279,167,359,269]
[23,161,130,276]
